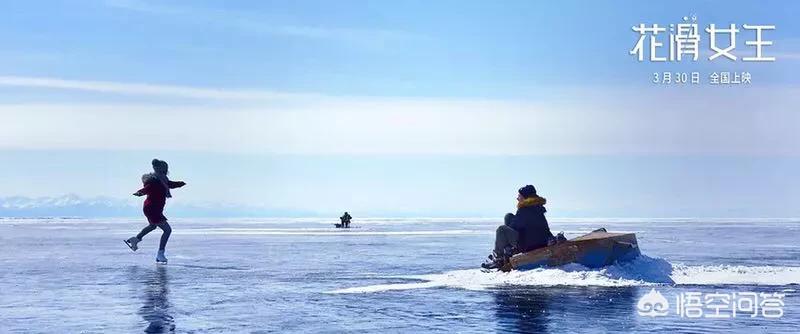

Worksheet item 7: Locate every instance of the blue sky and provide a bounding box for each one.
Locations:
[0,1,798,217]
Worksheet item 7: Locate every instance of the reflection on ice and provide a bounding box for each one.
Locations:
[129,266,175,333]
[492,287,639,334]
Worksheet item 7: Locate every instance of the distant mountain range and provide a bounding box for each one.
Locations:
[0,194,319,218]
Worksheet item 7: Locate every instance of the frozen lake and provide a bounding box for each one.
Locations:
[1,218,798,333]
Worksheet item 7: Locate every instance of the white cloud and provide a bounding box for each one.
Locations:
[0,77,798,155]
[0,76,314,100]
[0,84,800,154]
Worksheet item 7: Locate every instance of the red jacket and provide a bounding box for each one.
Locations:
[137,179,185,224]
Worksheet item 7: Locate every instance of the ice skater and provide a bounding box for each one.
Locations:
[125,159,186,264]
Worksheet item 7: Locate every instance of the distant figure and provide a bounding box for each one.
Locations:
[125,159,186,264]
[482,185,553,270]
[340,212,352,228]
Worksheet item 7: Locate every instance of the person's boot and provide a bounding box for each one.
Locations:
[156,250,168,264]
[124,237,140,251]
[481,258,498,269]
[481,251,502,269]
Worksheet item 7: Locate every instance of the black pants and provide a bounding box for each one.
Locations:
[494,224,518,256]
[136,222,172,251]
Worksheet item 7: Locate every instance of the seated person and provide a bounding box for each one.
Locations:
[483,185,554,269]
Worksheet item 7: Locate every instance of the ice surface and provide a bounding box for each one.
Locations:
[1,218,798,333]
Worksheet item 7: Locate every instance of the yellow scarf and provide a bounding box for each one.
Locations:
[517,196,547,209]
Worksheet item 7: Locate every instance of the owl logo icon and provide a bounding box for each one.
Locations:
[637,288,670,317]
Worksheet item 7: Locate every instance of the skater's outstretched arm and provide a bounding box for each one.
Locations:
[133,182,155,196]
[167,180,186,189]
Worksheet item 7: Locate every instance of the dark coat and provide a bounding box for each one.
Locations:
[509,204,554,252]
[137,177,185,224]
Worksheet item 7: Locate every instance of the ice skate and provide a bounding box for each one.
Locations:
[156,250,168,264]
[124,237,140,251]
